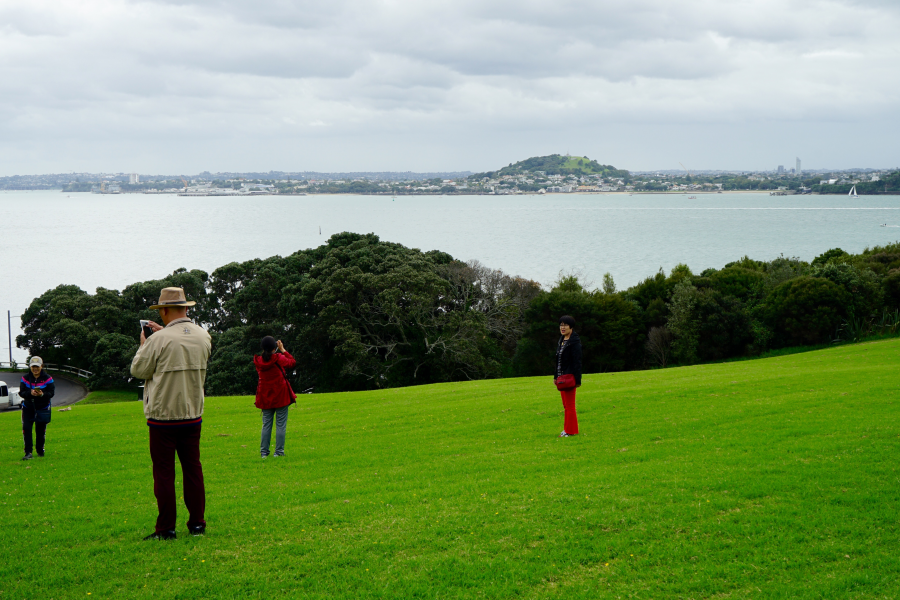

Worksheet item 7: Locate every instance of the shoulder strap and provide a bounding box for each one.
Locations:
[274,358,297,401]
[274,359,291,386]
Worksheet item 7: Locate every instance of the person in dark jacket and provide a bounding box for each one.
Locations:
[19,356,55,460]
[554,316,582,437]
[253,336,296,458]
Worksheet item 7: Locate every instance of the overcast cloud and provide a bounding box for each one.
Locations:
[0,0,897,174]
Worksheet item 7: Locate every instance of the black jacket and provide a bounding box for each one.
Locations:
[555,332,583,386]
[19,371,55,410]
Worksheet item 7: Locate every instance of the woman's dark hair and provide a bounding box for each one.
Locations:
[261,336,278,361]
[559,315,576,328]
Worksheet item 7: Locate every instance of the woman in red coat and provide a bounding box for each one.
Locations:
[254,336,296,458]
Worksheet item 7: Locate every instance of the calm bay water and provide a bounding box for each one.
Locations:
[3,190,900,360]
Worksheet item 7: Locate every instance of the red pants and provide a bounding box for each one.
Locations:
[149,425,206,533]
[560,388,579,435]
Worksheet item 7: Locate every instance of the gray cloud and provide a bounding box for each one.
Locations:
[0,0,897,173]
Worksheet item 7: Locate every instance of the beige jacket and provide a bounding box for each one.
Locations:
[131,317,212,421]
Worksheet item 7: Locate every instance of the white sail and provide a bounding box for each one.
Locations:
[849,185,858,197]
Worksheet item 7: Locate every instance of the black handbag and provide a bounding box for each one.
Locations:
[34,408,51,424]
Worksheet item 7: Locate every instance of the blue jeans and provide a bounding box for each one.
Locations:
[260,406,289,456]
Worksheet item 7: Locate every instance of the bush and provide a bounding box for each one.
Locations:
[708,267,765,301]
[205,327,266,397]
[882,269,900,309]
[812,247,849,266]
[763,277,851,346]
[88,333,139,389]
[514,287,644,376]
[694,291,753,361]
[811,262,882,317]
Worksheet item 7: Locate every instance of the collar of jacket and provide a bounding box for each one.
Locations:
[22,371,52,384]
[558,331,581,346]
[164,317,193,328]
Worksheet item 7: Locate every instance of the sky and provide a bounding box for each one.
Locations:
[1,0,898,175]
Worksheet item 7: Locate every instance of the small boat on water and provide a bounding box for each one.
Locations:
[849,185,858,198]
[688,195,697,199]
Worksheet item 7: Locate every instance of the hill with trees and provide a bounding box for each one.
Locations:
[469,154,630,180]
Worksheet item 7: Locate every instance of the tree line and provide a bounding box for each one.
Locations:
[18,233,900,394]
[807,170,900,194]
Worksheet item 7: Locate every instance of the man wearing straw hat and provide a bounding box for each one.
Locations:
[131,287,211,541]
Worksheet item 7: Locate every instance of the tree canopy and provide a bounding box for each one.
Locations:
[19,234,539,394]
[18,235,900,394]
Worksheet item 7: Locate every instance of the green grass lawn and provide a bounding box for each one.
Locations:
[80,388,140,405]
[2,339,899,599]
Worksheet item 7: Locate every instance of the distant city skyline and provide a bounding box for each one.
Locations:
[1,162,894,187]
[1,0,897,176]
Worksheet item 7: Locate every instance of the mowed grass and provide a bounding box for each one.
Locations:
[3,341,900,599]
[80,388,140,405]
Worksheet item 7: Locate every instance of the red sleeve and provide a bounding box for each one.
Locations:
[276,351,296,369]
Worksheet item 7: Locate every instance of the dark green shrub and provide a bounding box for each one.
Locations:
[514,288,644,376]
[763,276,851,345]
[882,269,900,309]
[708,267,765,301]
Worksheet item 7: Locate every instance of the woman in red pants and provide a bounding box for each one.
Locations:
[554,315,582,437]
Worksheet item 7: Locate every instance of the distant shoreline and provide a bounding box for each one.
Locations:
[3,189,899,196]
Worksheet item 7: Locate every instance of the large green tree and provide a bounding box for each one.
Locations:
[763,276,851,345]
[514,283,644,377]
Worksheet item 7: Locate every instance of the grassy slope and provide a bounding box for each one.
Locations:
[80,389,139,405]
[2,339,899,599]
[561,156,592,171]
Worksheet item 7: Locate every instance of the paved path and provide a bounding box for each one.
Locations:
[0,371,88,412]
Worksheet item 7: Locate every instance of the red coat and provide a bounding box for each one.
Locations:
[254,351,297,409]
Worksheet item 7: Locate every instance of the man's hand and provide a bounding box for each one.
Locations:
[140,321,163,346]
[31,389,40,396]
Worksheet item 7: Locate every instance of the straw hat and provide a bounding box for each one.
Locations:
[149,287,197,310]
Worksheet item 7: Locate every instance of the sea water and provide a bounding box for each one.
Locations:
[3,190,899,360]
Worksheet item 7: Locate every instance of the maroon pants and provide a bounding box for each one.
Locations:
[560,388,579,435]
[149,425,206,533]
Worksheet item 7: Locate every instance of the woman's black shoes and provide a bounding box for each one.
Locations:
[143,530,177,541]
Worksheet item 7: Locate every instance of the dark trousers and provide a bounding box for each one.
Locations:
[149,425,206,533]
[560,388,579,435]
[21,406,47,454]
